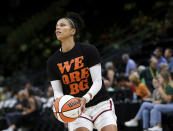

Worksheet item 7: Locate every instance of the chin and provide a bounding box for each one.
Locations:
[56,36,63,41]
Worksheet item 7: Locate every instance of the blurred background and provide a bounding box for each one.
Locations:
[0,0,173,131]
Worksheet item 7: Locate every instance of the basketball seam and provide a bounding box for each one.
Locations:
[62,106,80,113]
[59,112,77,119]
[58,97,71,113]
[59,113,64,121]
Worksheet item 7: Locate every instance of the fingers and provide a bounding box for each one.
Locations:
[75,97,86,113]
[81,104,86,113]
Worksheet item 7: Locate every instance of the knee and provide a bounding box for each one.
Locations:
[142,102,150,108]
[153,104,161,111]
[74,127,90,131]
[101,124,117,131]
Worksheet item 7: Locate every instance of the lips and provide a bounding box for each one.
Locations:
[56,31,61,34]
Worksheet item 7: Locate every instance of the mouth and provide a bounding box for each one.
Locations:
[56,31,61,34]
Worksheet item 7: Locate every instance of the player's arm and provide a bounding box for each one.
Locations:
[47,58,64,99]
[50,80,64,99]
[83,63,102,103]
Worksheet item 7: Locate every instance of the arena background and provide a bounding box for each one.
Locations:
[0,0,173,131]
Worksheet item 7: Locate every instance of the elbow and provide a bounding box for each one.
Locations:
[164,95,172,103]
[98,80,102,89]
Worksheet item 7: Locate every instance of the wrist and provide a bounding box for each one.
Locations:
[83,93,92,103]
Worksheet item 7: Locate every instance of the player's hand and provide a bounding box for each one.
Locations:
[76,97,86,114]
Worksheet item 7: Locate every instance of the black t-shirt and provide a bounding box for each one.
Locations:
[47,43,110,107]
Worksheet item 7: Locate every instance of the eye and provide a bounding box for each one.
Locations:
[60,23,66,27]
[56,23,66,28]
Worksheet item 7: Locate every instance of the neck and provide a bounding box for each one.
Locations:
[150,66,155,70]
[167,56,171,61]
[61,37,75,53]
[158,56,162,60]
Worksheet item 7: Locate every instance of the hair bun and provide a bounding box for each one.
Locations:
[66,12,85,33]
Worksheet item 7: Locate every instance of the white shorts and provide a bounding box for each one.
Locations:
[68,98,117,131]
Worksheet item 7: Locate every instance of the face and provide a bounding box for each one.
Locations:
[164,49,171,59]
[122,57,127,63]
[55,18,76,41]
[24,89,29,98]
[25,83,32,89]
[154,49,162,58]
[161,66,168,73]
[152,79,159,88]
[150,59,158,69]
[158,75,164,85]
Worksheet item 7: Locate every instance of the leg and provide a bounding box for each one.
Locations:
[150,103,173,127]
[74,127,90,131]
[142,109,149,129]
[150,105,161,127]
[94,99,117,131]
[101,124,117,131]
[124,102,154,127]
[68,117,93,131]
[94,110,117,131]
[5,112,21,126]
[135,102,154,120]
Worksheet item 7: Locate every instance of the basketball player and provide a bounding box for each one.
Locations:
[47,12,117,131]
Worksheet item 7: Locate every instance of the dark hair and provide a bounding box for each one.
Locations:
[155,47,163,53]
[62,12,84,40]
[27,88,35,97]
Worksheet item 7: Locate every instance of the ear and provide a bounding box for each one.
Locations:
[71,28,76,35]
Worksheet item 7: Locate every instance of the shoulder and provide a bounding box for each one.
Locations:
[162,57,167,62]
[139,83,147,88]
[78,43,98,50]
[28,98,35,103]
[128,59,136,65]
[170,58,173,62]
[47,50,59,64]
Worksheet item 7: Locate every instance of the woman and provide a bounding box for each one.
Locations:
[3,88,40,131]
[129,73,151,100]
[124,72,173,131]
[47,12,117,131]
[102,61,115,89]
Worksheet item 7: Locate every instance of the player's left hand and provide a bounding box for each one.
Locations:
[76,97,86,114]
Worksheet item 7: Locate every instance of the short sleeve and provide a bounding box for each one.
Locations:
[82,43,101,67]
[47,58,60,81]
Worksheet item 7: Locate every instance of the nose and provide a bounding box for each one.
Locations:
[56,26,59,31]
[56,24,60,30]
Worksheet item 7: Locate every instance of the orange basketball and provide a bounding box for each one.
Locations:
[53,95,81,123]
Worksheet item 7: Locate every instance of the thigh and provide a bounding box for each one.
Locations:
[142,102,154,110]
[74,127,90,131]
[94,111,117,131]
[101,124,117,131]
[94,99,117,131]
[68,117,93,131]
[154,103,173,113]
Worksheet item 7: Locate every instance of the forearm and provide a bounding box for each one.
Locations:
[51,80,64,99]
[23,108,35,113]
[159,87,171,102]
[83,64,102,102]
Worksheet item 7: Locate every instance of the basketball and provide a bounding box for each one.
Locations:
[53,95,81,123]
